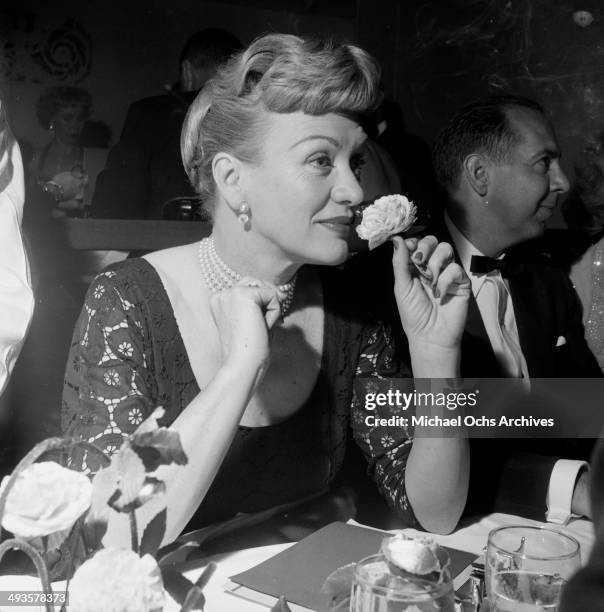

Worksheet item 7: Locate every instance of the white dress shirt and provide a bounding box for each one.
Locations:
[0,138,34,396]
[444,214,584,523]
[444,214,529,379]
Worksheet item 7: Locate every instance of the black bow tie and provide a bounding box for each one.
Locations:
[469,255,526,278]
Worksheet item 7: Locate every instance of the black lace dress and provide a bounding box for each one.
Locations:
[62,259,419,528]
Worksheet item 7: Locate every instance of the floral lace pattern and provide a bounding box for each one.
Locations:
[351,321,418,527]
[63,259,418,527]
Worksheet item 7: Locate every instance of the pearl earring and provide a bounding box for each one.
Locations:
[237,203,250,228]
[483,199,489,205]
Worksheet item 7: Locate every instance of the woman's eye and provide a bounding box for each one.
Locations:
[309,155,333,170]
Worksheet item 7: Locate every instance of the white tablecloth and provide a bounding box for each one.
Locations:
[173,513,595,611]
[0,513,593,612]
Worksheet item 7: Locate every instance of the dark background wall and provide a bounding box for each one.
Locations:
[3,0,604,193]
[1,0,355,149]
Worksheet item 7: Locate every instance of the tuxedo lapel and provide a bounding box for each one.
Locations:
[508,270,555,377]
[461,292,504,376]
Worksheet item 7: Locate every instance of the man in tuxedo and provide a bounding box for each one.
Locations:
[429,95,601,523]
[91,28,241,220]
[346,95,600,526]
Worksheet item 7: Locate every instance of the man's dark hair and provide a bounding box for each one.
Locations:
[432,95,546,192]
[180,28,243,70]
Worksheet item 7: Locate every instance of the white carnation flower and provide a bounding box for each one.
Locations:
[356,194,417,250]
[69,548,165,612]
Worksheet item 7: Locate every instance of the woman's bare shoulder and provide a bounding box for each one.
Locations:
[144,242,199,277]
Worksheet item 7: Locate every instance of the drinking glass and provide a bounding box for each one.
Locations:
[485,525,581,611]
[350,553,455,612]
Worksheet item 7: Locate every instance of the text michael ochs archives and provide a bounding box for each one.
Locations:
[362,389,555,429]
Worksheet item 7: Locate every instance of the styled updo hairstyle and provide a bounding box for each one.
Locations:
[181,33,381,214]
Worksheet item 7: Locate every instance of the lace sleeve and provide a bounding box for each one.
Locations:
[350,322,421,528]
[62,269,157,472]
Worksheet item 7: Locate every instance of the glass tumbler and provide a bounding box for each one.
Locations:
[486,525,581,612]
[350,553,455,612]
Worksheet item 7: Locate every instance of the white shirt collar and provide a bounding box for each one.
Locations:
[444,212,504,296]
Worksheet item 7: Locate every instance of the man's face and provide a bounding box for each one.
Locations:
[484,106,569,250]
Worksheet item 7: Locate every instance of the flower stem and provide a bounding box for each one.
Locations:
[129,510,139,553]
[0,538,55,612]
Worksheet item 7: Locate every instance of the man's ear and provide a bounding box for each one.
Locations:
[463,153,490,197]
[212,152,245,212]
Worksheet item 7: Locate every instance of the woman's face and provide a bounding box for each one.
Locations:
[52,104,86,145]
[240,111,366,266]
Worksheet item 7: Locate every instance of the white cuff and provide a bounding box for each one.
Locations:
[546,459,589,525]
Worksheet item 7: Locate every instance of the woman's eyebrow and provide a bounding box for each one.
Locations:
[289,135,340,150]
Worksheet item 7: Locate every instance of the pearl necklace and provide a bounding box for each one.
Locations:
[198,236,297,316]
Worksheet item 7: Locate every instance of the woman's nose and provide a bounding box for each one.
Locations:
[331,167,364,207]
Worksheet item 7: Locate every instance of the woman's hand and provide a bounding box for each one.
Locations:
[391,235,470,351]
[209,277,283,373]
[48,169,88,201]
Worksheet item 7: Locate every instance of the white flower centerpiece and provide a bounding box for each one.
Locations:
[0,408,214,612]
[356,194,418,250]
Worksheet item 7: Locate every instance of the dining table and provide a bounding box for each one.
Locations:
[165,512,594,612]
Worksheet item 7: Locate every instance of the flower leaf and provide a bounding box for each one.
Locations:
[195,562,216,590]
[84,464,118,545]
[140,507,167,558]
[45,527,71,552]
[130,428,188,472]
[157,541,200,567]
[162,567,197,606]
[133,406,166,435]
[110,477,165,513]
[108,443,147,512]
[179,586,205,611]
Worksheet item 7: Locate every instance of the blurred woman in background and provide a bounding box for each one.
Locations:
[564,131,604,371]
[27,86,91,220]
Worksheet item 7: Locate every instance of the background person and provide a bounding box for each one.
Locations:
[63,34,471,544]
[562,131,604,372]
[430,95,601,523]
[26,86,92,220]
[90,28,242,220]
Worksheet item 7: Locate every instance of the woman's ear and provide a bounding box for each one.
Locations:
[463,153,490,197]
[212,152,245,213]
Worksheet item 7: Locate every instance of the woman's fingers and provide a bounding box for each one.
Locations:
[409,235,438,282]
[424,241,455,287]
[233,277,283,329]
[391,236,413,289]
[433,261,470,300]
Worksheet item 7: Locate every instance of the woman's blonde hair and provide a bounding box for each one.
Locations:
[181,33,381,212]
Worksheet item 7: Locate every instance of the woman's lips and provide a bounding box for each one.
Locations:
[319,217,352,236]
